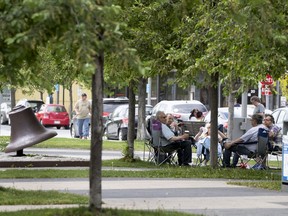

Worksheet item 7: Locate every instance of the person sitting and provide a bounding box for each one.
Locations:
[262,114,282,152]
[195,111,205,121]
[156,111,192,166]
[166,114,182,136]
[189,109,199,121]
[194,123,226,166]
[222,114,268,168]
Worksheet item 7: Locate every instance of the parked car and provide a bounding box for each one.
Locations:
[204,105,271,131]
[272,107,288,131]
[35,104,70,129]
[149,100,208,122]
[70,97,129,138]
[0,102,11,125]
[16,99,45,113]
[204,107,254,131]
[105,104,153,141]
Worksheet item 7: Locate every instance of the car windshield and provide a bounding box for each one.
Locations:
[172,104,206,113]
[47,106,66,112]
[103,104,125,113]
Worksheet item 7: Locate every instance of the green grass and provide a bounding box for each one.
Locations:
[0,207,197,216]
[0,160,281,180]
[0,186,88,205]
[0,136,145,151]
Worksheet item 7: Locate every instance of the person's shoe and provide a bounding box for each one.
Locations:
[82,136,87,140]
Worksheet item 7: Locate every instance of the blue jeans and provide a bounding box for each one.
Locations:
[77,118,90,138]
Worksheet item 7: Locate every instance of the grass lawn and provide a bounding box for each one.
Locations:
[0,136,144,151]
[0,207,197,216]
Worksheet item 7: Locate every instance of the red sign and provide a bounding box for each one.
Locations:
[261,74,274,85]
[261,84,272,95]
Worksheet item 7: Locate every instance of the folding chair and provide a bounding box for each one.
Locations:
[181,121,206,137]
[150,117,178,166]
[181,121,206,151]
[195,137,223,166]
[143,127,156,162]
[238,128,269,169]
[267,142,282,169]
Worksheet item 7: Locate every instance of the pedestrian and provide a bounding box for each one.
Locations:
[74,93,91,139]
[250,96,265,116]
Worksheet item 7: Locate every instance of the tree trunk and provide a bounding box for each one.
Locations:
[127,81,136,159]
[68,84,73,119]
[137,77,147,140]
[227,91,235,141]
[209,72,219,168]
[89,51,104,211]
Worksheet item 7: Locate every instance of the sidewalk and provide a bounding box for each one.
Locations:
[0,177,288,216]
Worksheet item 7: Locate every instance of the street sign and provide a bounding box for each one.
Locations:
[261,74,274,85]
[261,84,272,95]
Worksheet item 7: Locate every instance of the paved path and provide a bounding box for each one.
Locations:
[0,177,288,216]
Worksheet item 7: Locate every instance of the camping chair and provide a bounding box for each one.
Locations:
[267,142,282,169]
[238,128,269,169]
[181,121,206,137]
[181,121,206,149]
[143,119,157,163]
[150,117,179,166]
[195,137,223,166]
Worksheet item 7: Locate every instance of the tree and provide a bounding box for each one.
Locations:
[1,0,136,212]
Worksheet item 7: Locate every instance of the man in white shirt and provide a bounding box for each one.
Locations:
[222,114,268,168]
[156,111,192,166]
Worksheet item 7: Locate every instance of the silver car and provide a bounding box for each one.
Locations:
[272,107,288,133]
[150,100,208,122]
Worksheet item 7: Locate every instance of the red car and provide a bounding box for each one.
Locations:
[35,104,70,129]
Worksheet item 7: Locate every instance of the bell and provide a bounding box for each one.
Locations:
[5,105,57,156]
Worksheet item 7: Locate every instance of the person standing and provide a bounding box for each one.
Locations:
[250,96,265,116]
[74,93,91,139]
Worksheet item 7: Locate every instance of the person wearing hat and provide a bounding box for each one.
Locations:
[74,93,91,139]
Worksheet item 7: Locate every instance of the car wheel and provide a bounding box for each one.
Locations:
[70,124,78,138]
[64,125,69,130]
[118,129,123,141]
[56,126,61,129]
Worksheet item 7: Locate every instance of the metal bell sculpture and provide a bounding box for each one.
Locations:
[5,105,57,156]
